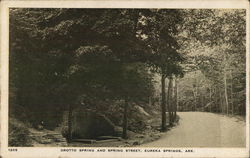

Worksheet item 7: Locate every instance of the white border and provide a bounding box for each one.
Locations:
[0,0,249,9]
[0,0,249,158]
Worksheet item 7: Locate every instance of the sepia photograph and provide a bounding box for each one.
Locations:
[0,0,249,157]
[8,7,247,147]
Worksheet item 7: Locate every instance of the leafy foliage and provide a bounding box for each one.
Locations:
[178,9,246,115]
[9,118,32,147]
[9,9,159,137]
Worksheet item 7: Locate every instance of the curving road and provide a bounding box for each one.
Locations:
[142,112,246,147]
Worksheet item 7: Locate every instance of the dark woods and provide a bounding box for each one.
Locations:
[9,9,246,146]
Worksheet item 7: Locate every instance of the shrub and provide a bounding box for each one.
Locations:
[9,118,32,147]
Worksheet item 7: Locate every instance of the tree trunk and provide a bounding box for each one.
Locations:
[209,86,212,112]
[214,88,217,112]
[200,94,203,111]
[122,97,129,139]
[161,75,167,131]
[174,78,178,120]
[148,96,152,106]
[223,53,229,115]
[219,91,224,113]
[193,71,198,111]
[192,88,197,111]
[167,77,173,126]
[192,73,197,112]
[68,104,73,142]
[215,88,219,113]
[230,69,234,115]
[224,70,229,115]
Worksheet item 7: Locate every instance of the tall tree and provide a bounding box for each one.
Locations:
[139,9,184,130]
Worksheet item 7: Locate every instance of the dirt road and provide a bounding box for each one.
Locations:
[142,112,246,147]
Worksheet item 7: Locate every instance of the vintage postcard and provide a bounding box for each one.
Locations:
[0,0,249,157]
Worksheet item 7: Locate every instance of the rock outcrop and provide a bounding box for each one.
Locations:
[62,108,121,139]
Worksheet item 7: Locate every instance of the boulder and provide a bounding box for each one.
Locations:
[134,105,150,117]
[62,108,119,139]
